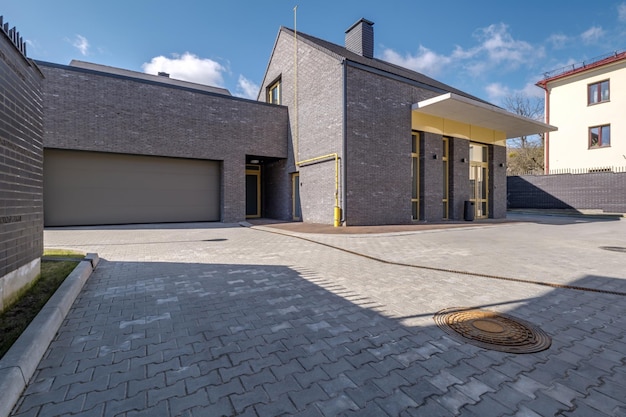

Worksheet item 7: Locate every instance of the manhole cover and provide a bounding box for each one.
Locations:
[433,307,551,354]
[600,246,626,253]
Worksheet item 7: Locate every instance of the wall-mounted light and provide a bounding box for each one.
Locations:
[250,159,259,164]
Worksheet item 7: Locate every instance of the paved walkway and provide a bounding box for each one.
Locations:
[10,214,626,416]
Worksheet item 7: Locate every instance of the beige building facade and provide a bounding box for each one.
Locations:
[538,51,626,172]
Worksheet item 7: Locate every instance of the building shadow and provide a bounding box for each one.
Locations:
[13,260,626,417]
[507,176,576,211]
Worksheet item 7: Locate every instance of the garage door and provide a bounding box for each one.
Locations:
[44,149,220,226]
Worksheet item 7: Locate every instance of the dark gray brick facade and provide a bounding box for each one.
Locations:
[260,27,509,226]
[34,21,512,228]
[508,172,626,213]
[260,31,344,224]
[38,62,289,223]
[345,65,436,225]
[490,145,507,218]
[449,137,471,221]
[0,19,44,310]
[420,132,445,222]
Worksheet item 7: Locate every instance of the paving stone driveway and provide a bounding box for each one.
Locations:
[10,215,626,416]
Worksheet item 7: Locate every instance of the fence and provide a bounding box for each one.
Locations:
[507,168,626,213]
[513,166,626,176]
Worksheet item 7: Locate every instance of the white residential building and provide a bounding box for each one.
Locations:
[537,51,626,172]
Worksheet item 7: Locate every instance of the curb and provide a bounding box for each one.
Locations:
[507,209,625,219]
[0,253,99,417]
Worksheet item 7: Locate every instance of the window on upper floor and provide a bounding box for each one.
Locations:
[267,79,281,105]
[589,124,610,148]
[588,80,609,105]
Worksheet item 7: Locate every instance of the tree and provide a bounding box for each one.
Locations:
[503,93,545,175]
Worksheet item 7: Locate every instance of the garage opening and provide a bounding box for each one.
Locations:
[44,149,220,226]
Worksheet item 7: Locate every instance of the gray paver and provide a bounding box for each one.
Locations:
[6,215,626,416]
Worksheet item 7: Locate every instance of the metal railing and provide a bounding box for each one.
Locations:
[541,50,626,80]
[510,166,626,176]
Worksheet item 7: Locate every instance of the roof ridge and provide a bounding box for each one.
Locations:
[280,26,491,105]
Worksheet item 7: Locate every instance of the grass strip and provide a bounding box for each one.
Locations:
[0,251,83,358]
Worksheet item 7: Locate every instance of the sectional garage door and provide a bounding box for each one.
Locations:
[44,149,220,226]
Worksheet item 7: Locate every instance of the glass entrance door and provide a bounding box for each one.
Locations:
[292,173,301,220]
[469,143,488,219]
[246,165,261,218]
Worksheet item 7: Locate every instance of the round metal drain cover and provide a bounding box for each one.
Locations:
[434,307,551,354]
[600,246,626,253]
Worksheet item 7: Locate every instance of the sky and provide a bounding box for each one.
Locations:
[3,1,626,106]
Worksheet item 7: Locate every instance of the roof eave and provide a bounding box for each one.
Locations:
[412,93,557,139]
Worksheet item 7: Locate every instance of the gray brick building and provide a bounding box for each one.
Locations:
[259,19,555,225]
[0,17,44,311]
[37,18,554,227]
[38,61,289,226]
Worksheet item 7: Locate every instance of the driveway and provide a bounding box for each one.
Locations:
[10,214,626,416]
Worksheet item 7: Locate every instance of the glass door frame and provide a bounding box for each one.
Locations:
[442,137,449,220]
[245,165,261,218]
[469,143,489,219]
[292,172,301,221]
[411,132,420,221]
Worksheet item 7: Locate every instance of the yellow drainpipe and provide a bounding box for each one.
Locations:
[296,153,341,227]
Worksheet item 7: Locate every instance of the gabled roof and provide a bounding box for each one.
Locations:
[280,26,556,139]
[280,27,491,105]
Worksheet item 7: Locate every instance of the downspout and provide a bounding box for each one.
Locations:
[544,86,550,174]
[293,6,299,162]
[341,58,347,225]
[537,80,550,174]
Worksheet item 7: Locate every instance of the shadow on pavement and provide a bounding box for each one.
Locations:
[12,258,626,416]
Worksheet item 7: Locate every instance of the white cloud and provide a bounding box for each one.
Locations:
[485,81,543,105]
[520,82,545,99]
[619,3,626,22]
[142,52,226,87]
[381,46,452,78]
[235,75,259,99]
[547,33,569,49]
[485,82,510,102]
[580,26,605,44]
[473,23,537,68]
[381,23,540,81]
[72,35,89,56]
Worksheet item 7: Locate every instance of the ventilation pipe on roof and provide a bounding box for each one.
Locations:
[345,18,374,58]
[158,71,170,78]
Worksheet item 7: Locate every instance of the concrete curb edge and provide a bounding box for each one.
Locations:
[0,253,99,417]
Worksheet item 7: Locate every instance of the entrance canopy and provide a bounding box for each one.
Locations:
[412,93,557,139]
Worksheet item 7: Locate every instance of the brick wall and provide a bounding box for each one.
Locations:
[38,62,289,223]
[0,21,44,311]
[490,145,507,218]
[420,132,445,222]
[449,138,470,221]
[345,65,441,225]
[507,172,626,213]
[260,30,345,224]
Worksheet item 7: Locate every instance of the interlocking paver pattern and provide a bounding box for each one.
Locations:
[8,214,626,416]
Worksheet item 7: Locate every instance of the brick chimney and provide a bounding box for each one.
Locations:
[345,18,374,58]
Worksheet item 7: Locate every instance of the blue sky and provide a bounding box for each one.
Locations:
[4,1,626,105]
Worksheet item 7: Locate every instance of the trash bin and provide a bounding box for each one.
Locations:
[464,201,475,221]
